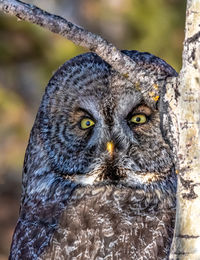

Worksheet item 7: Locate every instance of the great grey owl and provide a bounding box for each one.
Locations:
[10,50,177,260]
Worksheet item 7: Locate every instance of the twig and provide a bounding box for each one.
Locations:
[0,0,138,83]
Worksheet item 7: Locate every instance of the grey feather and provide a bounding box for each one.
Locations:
[10,50,177,260]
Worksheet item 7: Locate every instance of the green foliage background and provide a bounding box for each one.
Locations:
[0,0,185,258]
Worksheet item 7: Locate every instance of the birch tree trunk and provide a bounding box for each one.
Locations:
[168,0,200,259]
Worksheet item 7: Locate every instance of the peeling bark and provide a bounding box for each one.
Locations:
[167,0,200,259]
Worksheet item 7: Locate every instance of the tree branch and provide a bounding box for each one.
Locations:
[0,0,139,84]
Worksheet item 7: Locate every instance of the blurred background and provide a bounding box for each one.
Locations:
[0,0,186,258]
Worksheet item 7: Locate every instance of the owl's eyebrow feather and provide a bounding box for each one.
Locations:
[128,104,153,117]
[77,97,101,120]
[76,107,95,120]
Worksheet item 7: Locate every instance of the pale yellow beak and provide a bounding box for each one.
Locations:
[106,141,114,158]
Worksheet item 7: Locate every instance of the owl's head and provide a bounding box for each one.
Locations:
[28,51,177,193]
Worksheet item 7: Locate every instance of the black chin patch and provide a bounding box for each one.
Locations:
[102,159,121,181]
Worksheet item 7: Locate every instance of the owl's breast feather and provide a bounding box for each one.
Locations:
[40,184,176,260]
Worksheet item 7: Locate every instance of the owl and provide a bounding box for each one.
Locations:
[9,50,177,260]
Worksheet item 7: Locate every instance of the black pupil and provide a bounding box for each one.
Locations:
[136,117,141,122]
[86,120,91,126]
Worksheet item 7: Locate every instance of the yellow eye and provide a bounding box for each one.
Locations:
[80,118,95,129]
[130,114,147,124]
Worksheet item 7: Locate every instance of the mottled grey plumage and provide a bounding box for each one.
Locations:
[10,50,177,260]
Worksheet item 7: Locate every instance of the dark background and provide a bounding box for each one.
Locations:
[0,0,186,258]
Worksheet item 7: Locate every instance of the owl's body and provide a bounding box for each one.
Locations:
[42,184,175,260]
[10,51,177,260]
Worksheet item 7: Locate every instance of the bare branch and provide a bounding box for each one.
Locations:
[0,0,139,83]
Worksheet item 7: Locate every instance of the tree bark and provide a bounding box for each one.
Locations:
[167,0,200,259]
